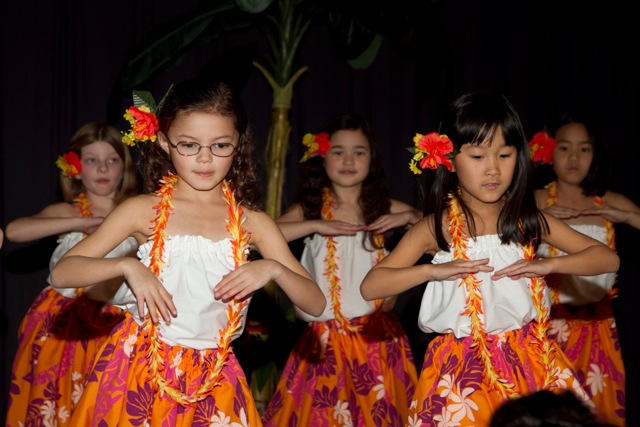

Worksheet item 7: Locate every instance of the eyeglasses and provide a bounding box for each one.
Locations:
[166,136,236,157]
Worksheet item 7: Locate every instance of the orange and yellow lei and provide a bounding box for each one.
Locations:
[321,188,385,332]
[448,194,557,399]
[74,193,92,219]
[71,193,92,297]
[543,181,617,302]
[144,173,250,405]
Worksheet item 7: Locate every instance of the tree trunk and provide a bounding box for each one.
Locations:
[265,105,290,219]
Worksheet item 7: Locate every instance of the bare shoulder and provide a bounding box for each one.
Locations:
[242,208,290,253]
[390,198,418,213]
[603,190,640,211]
[107,194,158,232]
[276,203,304,222]
[243,209,278,234]
[118,193,158,210]
[381,214,439,263]
[403,215,437,248]
[409,215,435,237]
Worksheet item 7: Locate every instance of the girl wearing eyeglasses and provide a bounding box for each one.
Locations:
[50,79,326,426]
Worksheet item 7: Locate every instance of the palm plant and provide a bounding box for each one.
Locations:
[106,0,405,218]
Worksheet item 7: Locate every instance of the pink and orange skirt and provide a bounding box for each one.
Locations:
[407,322,595,427]
[262,310,418,427]
[6,286,124,426]
[68,313,263,426]
[549,297,626,426]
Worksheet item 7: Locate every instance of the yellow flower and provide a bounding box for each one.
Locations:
[409,160,422,175]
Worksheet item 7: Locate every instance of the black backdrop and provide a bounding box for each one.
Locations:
[1,0,638,423]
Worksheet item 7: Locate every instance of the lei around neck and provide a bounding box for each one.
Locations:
[447,193,558,398]
[69,193,92,297]
[145,173,250,405]
[321,188,385,332]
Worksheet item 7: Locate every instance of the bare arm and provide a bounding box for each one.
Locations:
[50,196,176,324]
[361,217,493,300]
[214,210,326,317]
[275,203,364,242]
[364,198,423,234]
[5,202,104,242]
[493,212,619,280]
[585,191,640,230]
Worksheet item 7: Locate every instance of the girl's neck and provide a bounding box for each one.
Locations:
[329,184,361,206]
[84,192,117,217]
[173,177,226,204]
[554,179,584,197]
[327,185,363,224]
[456,191,503,236]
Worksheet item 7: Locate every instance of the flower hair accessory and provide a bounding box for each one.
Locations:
[300,132,331,162]
[528,131,556,164]
[56,151,82,178]
[122,85,173,147]
[407,132,455,174]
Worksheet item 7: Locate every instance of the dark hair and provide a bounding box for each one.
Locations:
[549,110,610,197]
[295,112,391,249]
[489,390,612,427]
[425,91,546,251]
[141,79,260,210]
[61,121,137,203]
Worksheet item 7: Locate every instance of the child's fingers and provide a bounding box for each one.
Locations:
[136,288,175,324]
[215,267,262,302]
[137,299,148,321]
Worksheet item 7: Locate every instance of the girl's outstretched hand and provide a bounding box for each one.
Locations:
[317,220,364,236]
[492,259,551,281]
[364,212,412,234]
[214,259,277,302]
[122,259,177,324]
[435,258,493,281]
[542,204,582,220]
[581,204,630,224]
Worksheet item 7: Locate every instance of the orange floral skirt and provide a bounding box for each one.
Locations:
[262,310,418,427]
[549,297,626,426]
[407,322,594,427]
[68,312,263,426]
[5,286,124,427]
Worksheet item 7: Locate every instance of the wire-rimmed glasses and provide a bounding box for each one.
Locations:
[166,136,236,157]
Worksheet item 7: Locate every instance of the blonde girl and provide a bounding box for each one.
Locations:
[5,122,138,426]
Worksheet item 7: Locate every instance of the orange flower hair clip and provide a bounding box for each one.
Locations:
[56,151,82,178]
[407,132,455,174]
[300,132,331,162]
[528,131,556,164]
[122,85,173,147]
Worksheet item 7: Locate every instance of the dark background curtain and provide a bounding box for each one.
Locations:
[1,0,638,423]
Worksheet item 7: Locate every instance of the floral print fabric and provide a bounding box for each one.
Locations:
[67,314,262,426]
[548,297,626,426]
[262,311,417,427]
[5,287,124,426]
[406,323,592,427]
